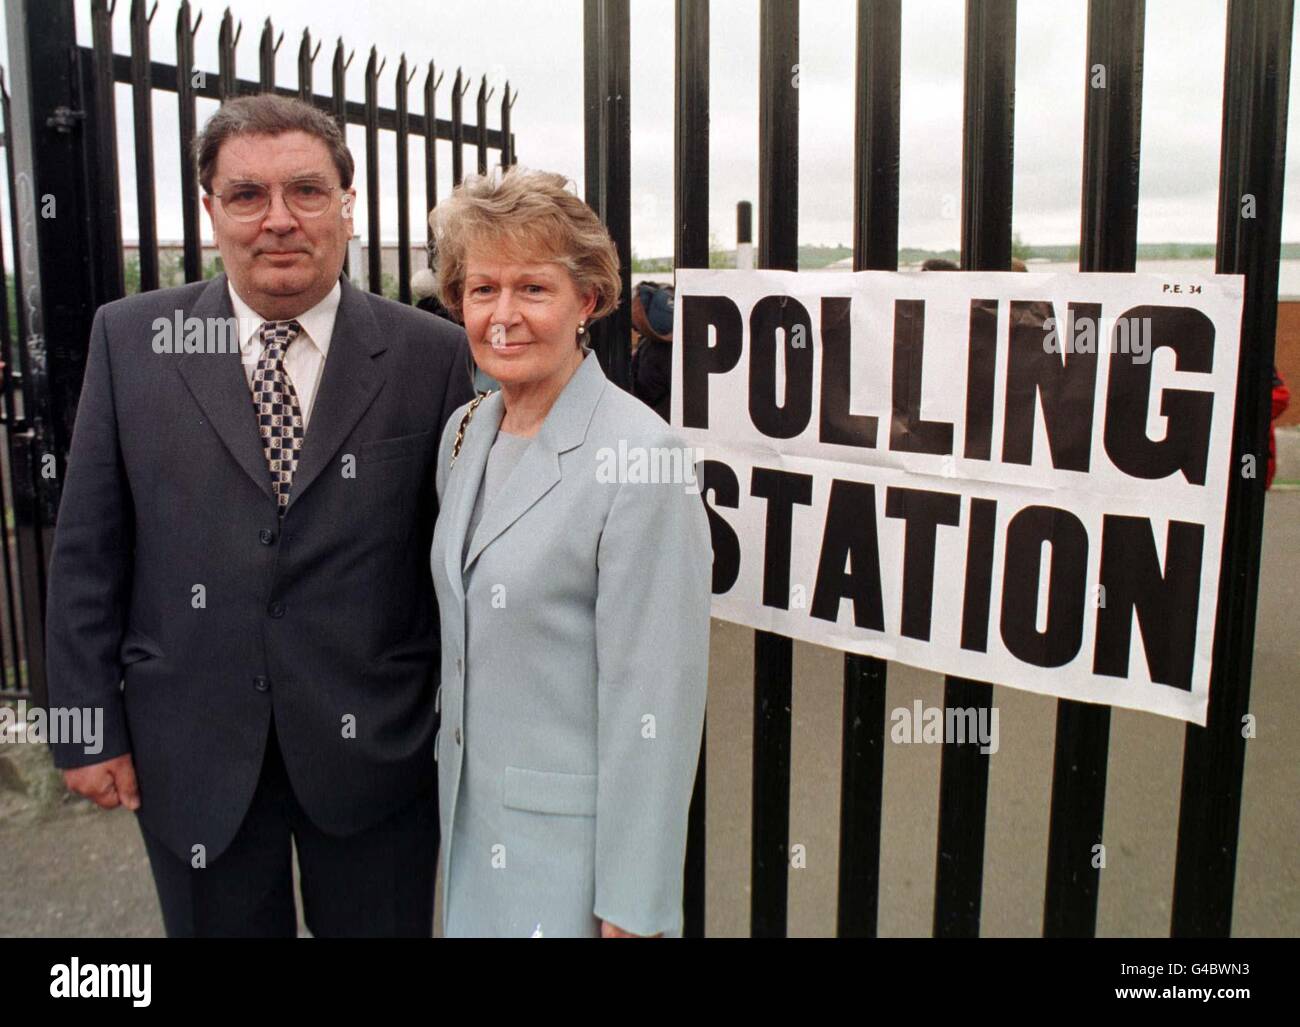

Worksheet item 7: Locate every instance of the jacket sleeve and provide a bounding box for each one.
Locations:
[437,330,476,442]
[592,432,712,936]
[44,305,135,769]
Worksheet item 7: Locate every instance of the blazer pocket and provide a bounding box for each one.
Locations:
[358,430,433,465]
[119,630,164,666]
[502,766,597,817]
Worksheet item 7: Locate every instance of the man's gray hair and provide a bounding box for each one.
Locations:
[194,93,354,194]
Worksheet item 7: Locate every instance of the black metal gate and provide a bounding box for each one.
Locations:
[2,0,1290,941]
[583,0,1292,938]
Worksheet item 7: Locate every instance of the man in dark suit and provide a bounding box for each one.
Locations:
[44,94,473,937]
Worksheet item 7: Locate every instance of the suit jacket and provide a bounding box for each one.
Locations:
[44,272,474,863]
[431,351,712,937]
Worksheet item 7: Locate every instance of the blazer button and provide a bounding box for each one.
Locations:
[253,676,270,693]
[258,528,275,545]
[454,727,462,745]
[435,686,441,714]
[455,657,463,675]
[268,601,286,618]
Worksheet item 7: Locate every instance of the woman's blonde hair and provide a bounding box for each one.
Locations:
[429,166,621,325]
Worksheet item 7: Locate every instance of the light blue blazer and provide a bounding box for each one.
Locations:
[431,351,712,937]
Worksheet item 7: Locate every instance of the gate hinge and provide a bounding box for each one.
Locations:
[46,107,86,133]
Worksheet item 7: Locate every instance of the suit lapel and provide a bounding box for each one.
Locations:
[442,391,505,599]
[283,276,386,513]
[176,275,275,504]
[461,351,608,575]
[176,274,386,514]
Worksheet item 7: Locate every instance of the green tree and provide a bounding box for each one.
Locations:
[708,230,731,269]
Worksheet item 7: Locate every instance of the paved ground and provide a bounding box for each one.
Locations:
[2,491,1296,938]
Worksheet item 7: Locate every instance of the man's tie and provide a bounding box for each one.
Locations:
[252,320,306,514]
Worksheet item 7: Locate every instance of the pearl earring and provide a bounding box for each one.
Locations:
[576,320,587,337]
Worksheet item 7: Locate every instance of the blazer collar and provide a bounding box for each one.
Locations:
[176,273,386,514]
[448,350,608,581]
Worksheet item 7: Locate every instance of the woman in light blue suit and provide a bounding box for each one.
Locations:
[427,167,712,938]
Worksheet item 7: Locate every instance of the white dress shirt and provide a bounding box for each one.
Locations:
[228,280,341,430]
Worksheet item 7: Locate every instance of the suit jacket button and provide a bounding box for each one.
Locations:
[253,676,270,692]
[435,686,441,713]
[454,727,462,745]
[268,601,285,618]
[455,657,463,674]
[259,528,275,545]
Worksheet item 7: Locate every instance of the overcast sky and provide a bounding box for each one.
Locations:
[2,0,1299,260]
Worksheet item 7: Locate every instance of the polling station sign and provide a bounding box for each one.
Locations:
[671,269,1244,725]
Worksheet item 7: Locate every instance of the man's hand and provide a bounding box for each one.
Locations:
[600,919,662,938]
[63,753,140,811]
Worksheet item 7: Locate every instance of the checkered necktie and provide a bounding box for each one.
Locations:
[252,320,305,514]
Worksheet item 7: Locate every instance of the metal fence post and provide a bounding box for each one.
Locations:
[1171,0,1294,938]
[838,0,901,939]
[1043,0,1145,938]
[3,0,103,710]
[582,0,632,391]
[751,0,800,940]
[933,0,1017,940]
[674,0,710,938]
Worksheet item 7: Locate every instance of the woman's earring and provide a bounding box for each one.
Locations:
[577,320,587,337]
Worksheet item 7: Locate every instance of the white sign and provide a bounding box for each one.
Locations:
[672,269,1245,725]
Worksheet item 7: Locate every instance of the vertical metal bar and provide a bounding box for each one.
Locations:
[1043,0,1144,938]
[89,0,125,301]
[424,62,442,243]
[332,39,352,281]
[217,10,240,104]
[396,55,413,305]
[674,0,710,938]
[583,0,631,389]
[1172,0,1293,938]
[675,0,709,272]
[175,1,202,283]
[130,0,159,292]
[1,70,28,401]
[259,18,282,94]
[583,0,604,215]
[297,29,319,103]
[934,0,1016,939]
[736,200,753,269]
[364,48,385,294]
[451,67,466,186]
[1,67,33,697]
[74,49,111,311]
[751,0,799,939]
[500,82,515,168]
[838,0,900,939]
[5,0,106,710]
[475,75,492,176]
[0,71,28,695]
[331,39,352,135]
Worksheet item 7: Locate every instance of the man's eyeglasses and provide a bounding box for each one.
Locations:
[211,180,342,222]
